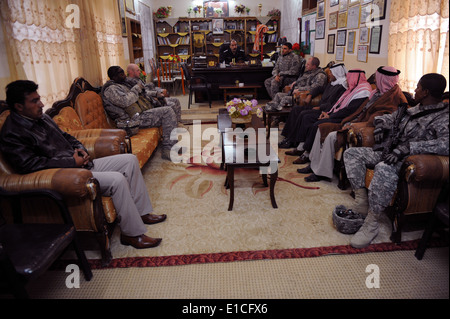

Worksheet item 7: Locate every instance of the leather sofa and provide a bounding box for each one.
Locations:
[46,77,162,168]
[0,102,124,266]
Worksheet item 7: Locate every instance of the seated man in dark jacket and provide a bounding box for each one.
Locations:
[0,80,167,250]
[219,40,247,64]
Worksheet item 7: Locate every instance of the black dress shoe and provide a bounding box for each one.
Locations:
[278,140,293,149]
[120,234,162,249]
[304,173,331,183]
[297,165,312,174]
[285,149,304,156]
[293,154,310,164]
[141,213,167,225]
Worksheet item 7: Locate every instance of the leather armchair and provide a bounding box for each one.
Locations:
[0,106,125,266]
[346,124,449,243]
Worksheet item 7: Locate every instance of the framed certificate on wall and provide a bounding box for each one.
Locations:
[327,34,335,54]
[357,45,368,62]
[369,25,382,53]
[336,47,345,61]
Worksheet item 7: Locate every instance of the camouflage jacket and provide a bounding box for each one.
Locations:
[101,80,142,121]
[272,51,302,78]
[127,77,164,97]
[374,102,449,156]
[295,67,328,97]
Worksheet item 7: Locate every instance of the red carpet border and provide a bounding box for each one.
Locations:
[85,238,447,269]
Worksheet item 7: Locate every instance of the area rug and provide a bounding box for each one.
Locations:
[84,124,442,269]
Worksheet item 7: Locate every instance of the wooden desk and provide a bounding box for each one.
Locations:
[219,84,262,103]
[192,66,273,102]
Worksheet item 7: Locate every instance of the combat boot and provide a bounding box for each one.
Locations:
[351,188,369,217]
[350,209,379,248]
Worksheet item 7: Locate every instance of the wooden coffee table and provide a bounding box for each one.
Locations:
[218,114,280,211]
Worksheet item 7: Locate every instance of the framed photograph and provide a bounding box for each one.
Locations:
[117,0,127,36]
[204,1,230,18]
[329,11,338,30]
[327,34,335,54]
[226,22,236,30]
[371,0,387,21]
[338,12,347,29]
[315,20,326,39]
[317,1,326,20]
[359,26,370,44]
[330,0,339,7]
[349,0,360,6]
[369,25,382,53]
[337,30,347,46]
[125,0,135,14]
[357,45,368,62]
[347,30,356,53]
[212,19,224,34]
[336,47,345,61]
[360,4,371,25]
[347,5,360,29]
[339,0,348,12]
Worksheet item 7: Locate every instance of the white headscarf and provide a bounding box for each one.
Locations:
[330,63,348,89]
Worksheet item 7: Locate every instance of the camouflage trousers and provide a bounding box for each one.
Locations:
[265,92,295,111]
[140,106,177,149]
[165,97,182,122]
[344,147,403,214]
[264,76,296,100]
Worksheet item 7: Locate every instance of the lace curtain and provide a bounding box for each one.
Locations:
[0,0,125,109]
[388,0,449,93]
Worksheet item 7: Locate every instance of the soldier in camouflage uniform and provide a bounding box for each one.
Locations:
[264,43,302,99]
[342,73,449,248]
[101,66,177,160]
[127,63,182,123]
[265,57,327,112]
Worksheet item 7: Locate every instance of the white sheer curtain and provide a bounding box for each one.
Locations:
[0,0,125,109]
[388,0,449,93]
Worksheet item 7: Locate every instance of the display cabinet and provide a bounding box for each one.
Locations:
[153,16,280,66]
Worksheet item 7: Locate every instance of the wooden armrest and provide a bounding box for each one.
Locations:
[403,155,449,183]
[0,168,96,199]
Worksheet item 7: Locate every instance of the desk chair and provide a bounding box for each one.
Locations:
[181,63,211,109]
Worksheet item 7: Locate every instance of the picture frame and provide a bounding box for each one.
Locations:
[337,30,347,46]
[359,26,370,44]
[204,1,230,18]
[338,12,347,29]
[371,0,387,21]
[317,1,326,20]
[347,5,360,29]
[117,0,127,37]
[336,47,345,61]
[329,11,338,30]
[347,30,356,53]
[327,34,335,54]
[348,0,360,7]
[212,19,224,34]
[125,0,135,14]
[330,0,339,7]
[360,4,371,25]
[339,0,348,12]
[226,22,236,30]
[315,20,326,39]
[357,45,368,62]
[369,25,382,53]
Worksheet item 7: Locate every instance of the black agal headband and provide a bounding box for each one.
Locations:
[377,66,401,76]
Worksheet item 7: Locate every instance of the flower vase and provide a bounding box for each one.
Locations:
[231,115,252,127]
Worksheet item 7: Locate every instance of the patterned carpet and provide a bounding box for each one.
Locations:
[82,124,443,269]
